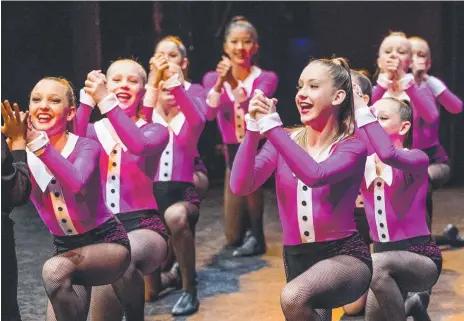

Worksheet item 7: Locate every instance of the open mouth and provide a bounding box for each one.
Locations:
[116,92,132,103]
[37,113,53,123]
[299,102,313,114]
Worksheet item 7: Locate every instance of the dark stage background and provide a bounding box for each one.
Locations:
[2,1,463,185]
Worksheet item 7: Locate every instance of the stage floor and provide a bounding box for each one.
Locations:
[12,187,464,321]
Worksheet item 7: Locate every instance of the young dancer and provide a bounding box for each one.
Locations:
[76,59,170,321]
[20,77,132,321]
[230,58,372,321]
[143,46,207,315]
[143,36,210,304]
[353,88,442,321]
[408,36,463,244]
[203,16,278,257]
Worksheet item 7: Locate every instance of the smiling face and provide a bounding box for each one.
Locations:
[106,60,146,112]
[223,26,258,67]
[377,35,412,73]
[29,78,76,136]
[295,62,347,129]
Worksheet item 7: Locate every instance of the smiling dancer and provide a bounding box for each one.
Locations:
[230,58,372,321]
[75,59,170,321]
[16,77,131,321]
[203,16,278,257]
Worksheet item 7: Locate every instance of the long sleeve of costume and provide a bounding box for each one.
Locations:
[236,71,278,109]
[355,106,429,174]
[229,131,277,195]
[426,77,464,114]
[74,103,94,137]
[202,72,226,120]
[37,138,101,194]
[98,94,169,156]
[371,85,388,104]
[405,83,439,124]
[1,135,32,212]
[264,126,367,188]
[166,79,206,131]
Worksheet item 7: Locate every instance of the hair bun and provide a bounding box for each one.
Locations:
[230,15,249,23]
[331,57,350,69]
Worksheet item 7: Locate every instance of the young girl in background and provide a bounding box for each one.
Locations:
[203,16,278,257]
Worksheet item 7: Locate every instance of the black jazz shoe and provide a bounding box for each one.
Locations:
[171,291,200,316]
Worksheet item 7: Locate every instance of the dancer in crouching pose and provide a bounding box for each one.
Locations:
[230,58,372,321]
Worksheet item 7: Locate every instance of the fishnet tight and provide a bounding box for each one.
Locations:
[365,251,439,321]
[43,243,130,321]
[280,255,371,321]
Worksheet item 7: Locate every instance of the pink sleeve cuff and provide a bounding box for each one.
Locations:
[27,131,49,153]
[163,74,183,90]
[377,74,393,89]
[355,106,377,127]
[80,88,96,107]
[257,113,283,134]
[427,76,447,97]
[143,85,159,108]
[206,88,222,108]
[244,113,259,132]
[398,73,414,91]
[98,93,119,114]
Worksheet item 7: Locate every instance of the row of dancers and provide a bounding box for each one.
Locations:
[1,15,463,321]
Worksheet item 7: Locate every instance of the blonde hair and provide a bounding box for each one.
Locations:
[107,58,148,85]
[107,59,148,120]
[290,57,355,149]
[408,36,431,60]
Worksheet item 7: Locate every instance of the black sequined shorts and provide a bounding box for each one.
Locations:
[283,233,372,283]
[53,216,131,256]
[374,235,443,274]
[153,181,200,220]
[116,210,169,242]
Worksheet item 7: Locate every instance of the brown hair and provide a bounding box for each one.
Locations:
[291,57,355,149]
[155,35,190,80]
[107,59,148,120]
[350,69,373,103]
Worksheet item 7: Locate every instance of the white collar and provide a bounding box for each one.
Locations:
[27,133,79,192]
[224,66,262,101]
[184,81,191,91]
[94,118,147,155]
[152,109,185,135]
[364,153,393,188]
